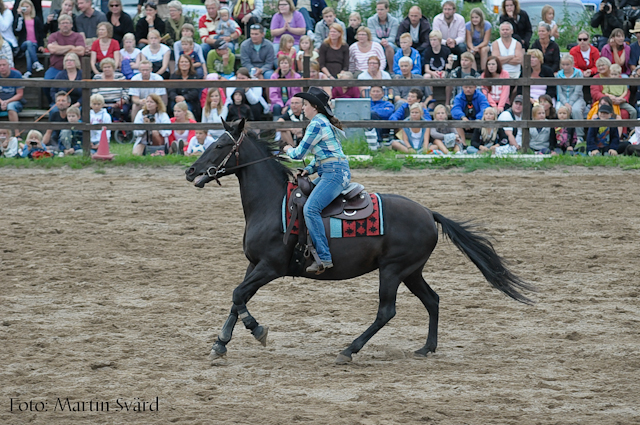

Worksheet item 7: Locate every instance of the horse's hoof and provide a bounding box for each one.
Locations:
[335,353,352,365]
[209,350,227,365]
[253,325,269,347]
[414,347,435,358]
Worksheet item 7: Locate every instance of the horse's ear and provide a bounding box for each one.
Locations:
[238,118,246,134]
[222,118,232,133]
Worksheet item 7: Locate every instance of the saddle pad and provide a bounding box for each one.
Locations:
[282,182,384,238]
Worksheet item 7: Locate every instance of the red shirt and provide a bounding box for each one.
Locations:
[91,39,120,64]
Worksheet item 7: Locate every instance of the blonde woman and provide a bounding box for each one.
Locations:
[91,22,121,74]
[13,0,45,77]
[318,23,349,78]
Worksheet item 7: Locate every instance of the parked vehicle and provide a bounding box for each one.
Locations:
[484,0,587,24]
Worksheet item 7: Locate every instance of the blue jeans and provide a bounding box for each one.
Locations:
[303,159,351,263]
[21,41,38,70]
[298,7,314,32]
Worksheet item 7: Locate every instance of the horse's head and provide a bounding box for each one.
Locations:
[185,118,246,188]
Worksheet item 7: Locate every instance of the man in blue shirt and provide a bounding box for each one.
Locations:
[0,58,25,123]
[451,83,490,140]
[370,85,394,142]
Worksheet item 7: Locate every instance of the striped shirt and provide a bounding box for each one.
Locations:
[286,113,347,173]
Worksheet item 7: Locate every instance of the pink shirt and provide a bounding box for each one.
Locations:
[25,19,36,43]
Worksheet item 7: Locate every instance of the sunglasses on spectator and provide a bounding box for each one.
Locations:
[250,24,262,29]
[578,37,588,41]
[109,3,119,6]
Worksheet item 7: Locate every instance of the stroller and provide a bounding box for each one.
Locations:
[107,103,134,144]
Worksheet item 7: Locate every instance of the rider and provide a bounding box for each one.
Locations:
[282,87,351,274]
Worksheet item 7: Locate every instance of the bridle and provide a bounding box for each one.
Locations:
[204,130,278,186]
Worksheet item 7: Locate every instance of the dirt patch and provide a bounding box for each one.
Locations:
[1,166,639,424]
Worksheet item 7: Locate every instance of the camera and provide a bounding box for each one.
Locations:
[145,114,155,123]
[29,141,37,146]
[603,1,612,12]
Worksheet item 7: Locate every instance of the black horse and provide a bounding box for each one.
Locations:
[185,119,535,364]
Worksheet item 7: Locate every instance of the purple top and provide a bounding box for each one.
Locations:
[601,43,631,75]
[270,11,305,45]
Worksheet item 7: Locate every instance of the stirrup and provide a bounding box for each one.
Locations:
[306,261,333,275]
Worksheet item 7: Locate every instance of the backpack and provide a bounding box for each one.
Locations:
[121,58,134,79]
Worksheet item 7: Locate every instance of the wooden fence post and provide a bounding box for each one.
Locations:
[81,56,92,157]
[521,54,531,152]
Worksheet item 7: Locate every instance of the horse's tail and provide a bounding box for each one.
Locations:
[432,211,536,305]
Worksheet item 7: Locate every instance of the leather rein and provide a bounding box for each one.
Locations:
[205,130,279,186]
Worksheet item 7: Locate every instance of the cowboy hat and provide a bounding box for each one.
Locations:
[294,87,333,118]
[630,21,640,33]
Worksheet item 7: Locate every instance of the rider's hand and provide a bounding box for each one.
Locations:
[297,169,309,177]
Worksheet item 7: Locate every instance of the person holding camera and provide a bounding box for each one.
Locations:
[132,94,172,156]
[591,0,624,50]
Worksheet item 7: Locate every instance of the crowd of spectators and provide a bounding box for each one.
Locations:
[1,0,640,158]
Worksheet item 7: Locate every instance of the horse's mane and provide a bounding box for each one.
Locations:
[245,130,294,183]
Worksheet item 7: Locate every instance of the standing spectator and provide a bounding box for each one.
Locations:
[557,53,586,139]
[0,33,14,68]
[445,52,480,104]
[50,52,82,108]
[42,92,70,147]
[106,0,134,46]
[451,83,490,140]
[422,30,450,79]
[590,0,624,50]
[467,107,509,154]
[492,22,523,79]
[0,1,18,52]
[89,94,111,150]
[198,0,220,59]
[0,58,24,123]
[396,6,431,56]
[481,56,510,114]
[207,39,234,78]
[369,85,394,143]
[466,8,491,71]
[13,0,45,78]
[601,28,631,76]
[75,0,107,40]
[367,0,398,72]
[357,56,391,98]
[586,103,619,155]
[201,87,227,140]
[346,12,360,46]
[45,0,76,37]
[132,94,172,156]
[270,0,305,51]
[570,30,599,77]
[391,103,431,153]
[164,1,192,47]
[231,0,263,37]
[269,55,301,118]
[432,1,466,65]
[130,60,168,120]
[393,32,421,75]
[135,2,166,49]
[225,67,268,119]
[499,0,532,50]
[141,30,171,78]
[239,24,274,79]
[313,7,346,50]
[276,95,307,147]
[498,94,523,147]
[393,56,430,108]
[349,26,385,75]
[531,23,560,73]
[45,14,85,92]
[168,101,195,154]
[318,23,348,78]
[168,54,201,120]
[91,22,121,74]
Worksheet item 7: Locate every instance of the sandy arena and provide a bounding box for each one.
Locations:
[1,166,639,424]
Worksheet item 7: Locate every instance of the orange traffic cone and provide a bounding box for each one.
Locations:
[92,126,115,160]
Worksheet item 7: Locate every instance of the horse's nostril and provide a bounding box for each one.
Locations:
[186,167,195,175]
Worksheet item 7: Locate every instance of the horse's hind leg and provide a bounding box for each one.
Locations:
[403,269,439,357]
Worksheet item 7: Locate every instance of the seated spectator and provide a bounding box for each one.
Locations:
[346,12,360,46]
[540,5,559,40]
[554,106,578,154]
[590,0,624,50]
[270,0,305,51]
[0,33,14,68]
[590,58,629,120]
[75,0,107,40]
[292,0,317,33]
[369,85,394,143]
[331,71,360,99]
[296,35,318,74]
[276,95,307,147]
[422,30,450,79]
[357,56,391,98]
[468,107,509,154]
[135,2,165,49]
[130,59,168,121]
[174,23,205,69]
[557,53,585,140]
[499,0,531,50]
[202,87,228,140]
[0,58,24,123]
[239,24,275,79]
[529,104,556,153]
[232,0,263,38]
[141,30,171,78]
[396,6,431,57]
[309,61,331,95]
[430,104,464,154]
[0,3,16,54]
[89,93,111,151]
[349,26,386,75]
[432,1,466,65]
[601,29,631,76]
[227,89,254,121]
[570,30,599,77]
[314,7,346,50]
[466,8,491,71]
[92,57,130,120]
[106,0,133,46]
[186,129,215,156]
[531,23,560,73]
[20,130,48,159]
[91,22,121,74]
[42,91,70,148]
[13,0,45,78]
[318,23,349,78]
[169,54,201,119]
[269,55,302,118]
[276,34,296,65]
[180,36,204,78]
[164,0,192,47]
[58,106,83,155]
[451,83,490,140]
[132,94,172,156]
[207,39,234,78]
[528,49,555,103]
[498,94,523,147]
[45,14,85,83]
[390,88,432,121]
[216,7,240,51]
[0,128,20,158]
[603,64,637,120]
[45,0,75,37]
[120,33,142,77]
[587,102,620,156]
[481,56,510,114]
[492,21,523,79]
[168,101,195,154]
[50,52,82,108]
[198,0,221,59]
[391,103,431,153]
[445,51,480,105]
[630,25,640,76]
[590,95,625,138]
[225,67,269,119]
[538,94,556,119]
[367,0,398,72]
[393,33,421,75]
[393,57,431,108]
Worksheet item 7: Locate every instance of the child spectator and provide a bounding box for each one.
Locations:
[215,7,240,51]
[120,33,142,77]
[174,23,206,68]
[430,104,464,154]
[466,8,491,70]
[227,89,254,121]
[141,29,171,79]
[186,129,215,156]
[20,130,48,159]
[369,85,394,143]
[422,30,451,79]
[207,39,235,78]
[556,53,586,140]
[539,5,559,40]
[586,103,620,156]
[13,0,45,78]
[391,103,430,153]
[554,106,578,155]
[529,104,556,153]
[168,101,196,155]
[346,12,361,46]
[446,51,480,104]
[276,34,297,65]
[603,64,638,121]
[331,71,360,99]
[390,88,432,121]
[393,33,421,75]
[202,87,228,140]
[269,55,302,118]
[538,94,557,120]
[181,36,204,78]
[58,106,83,156]
[451,83,490,140]
[296,35,318,73]
[90,93,112,150]
[468,107,509,154]
[481,56,510,114]
[0,128,19,158]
